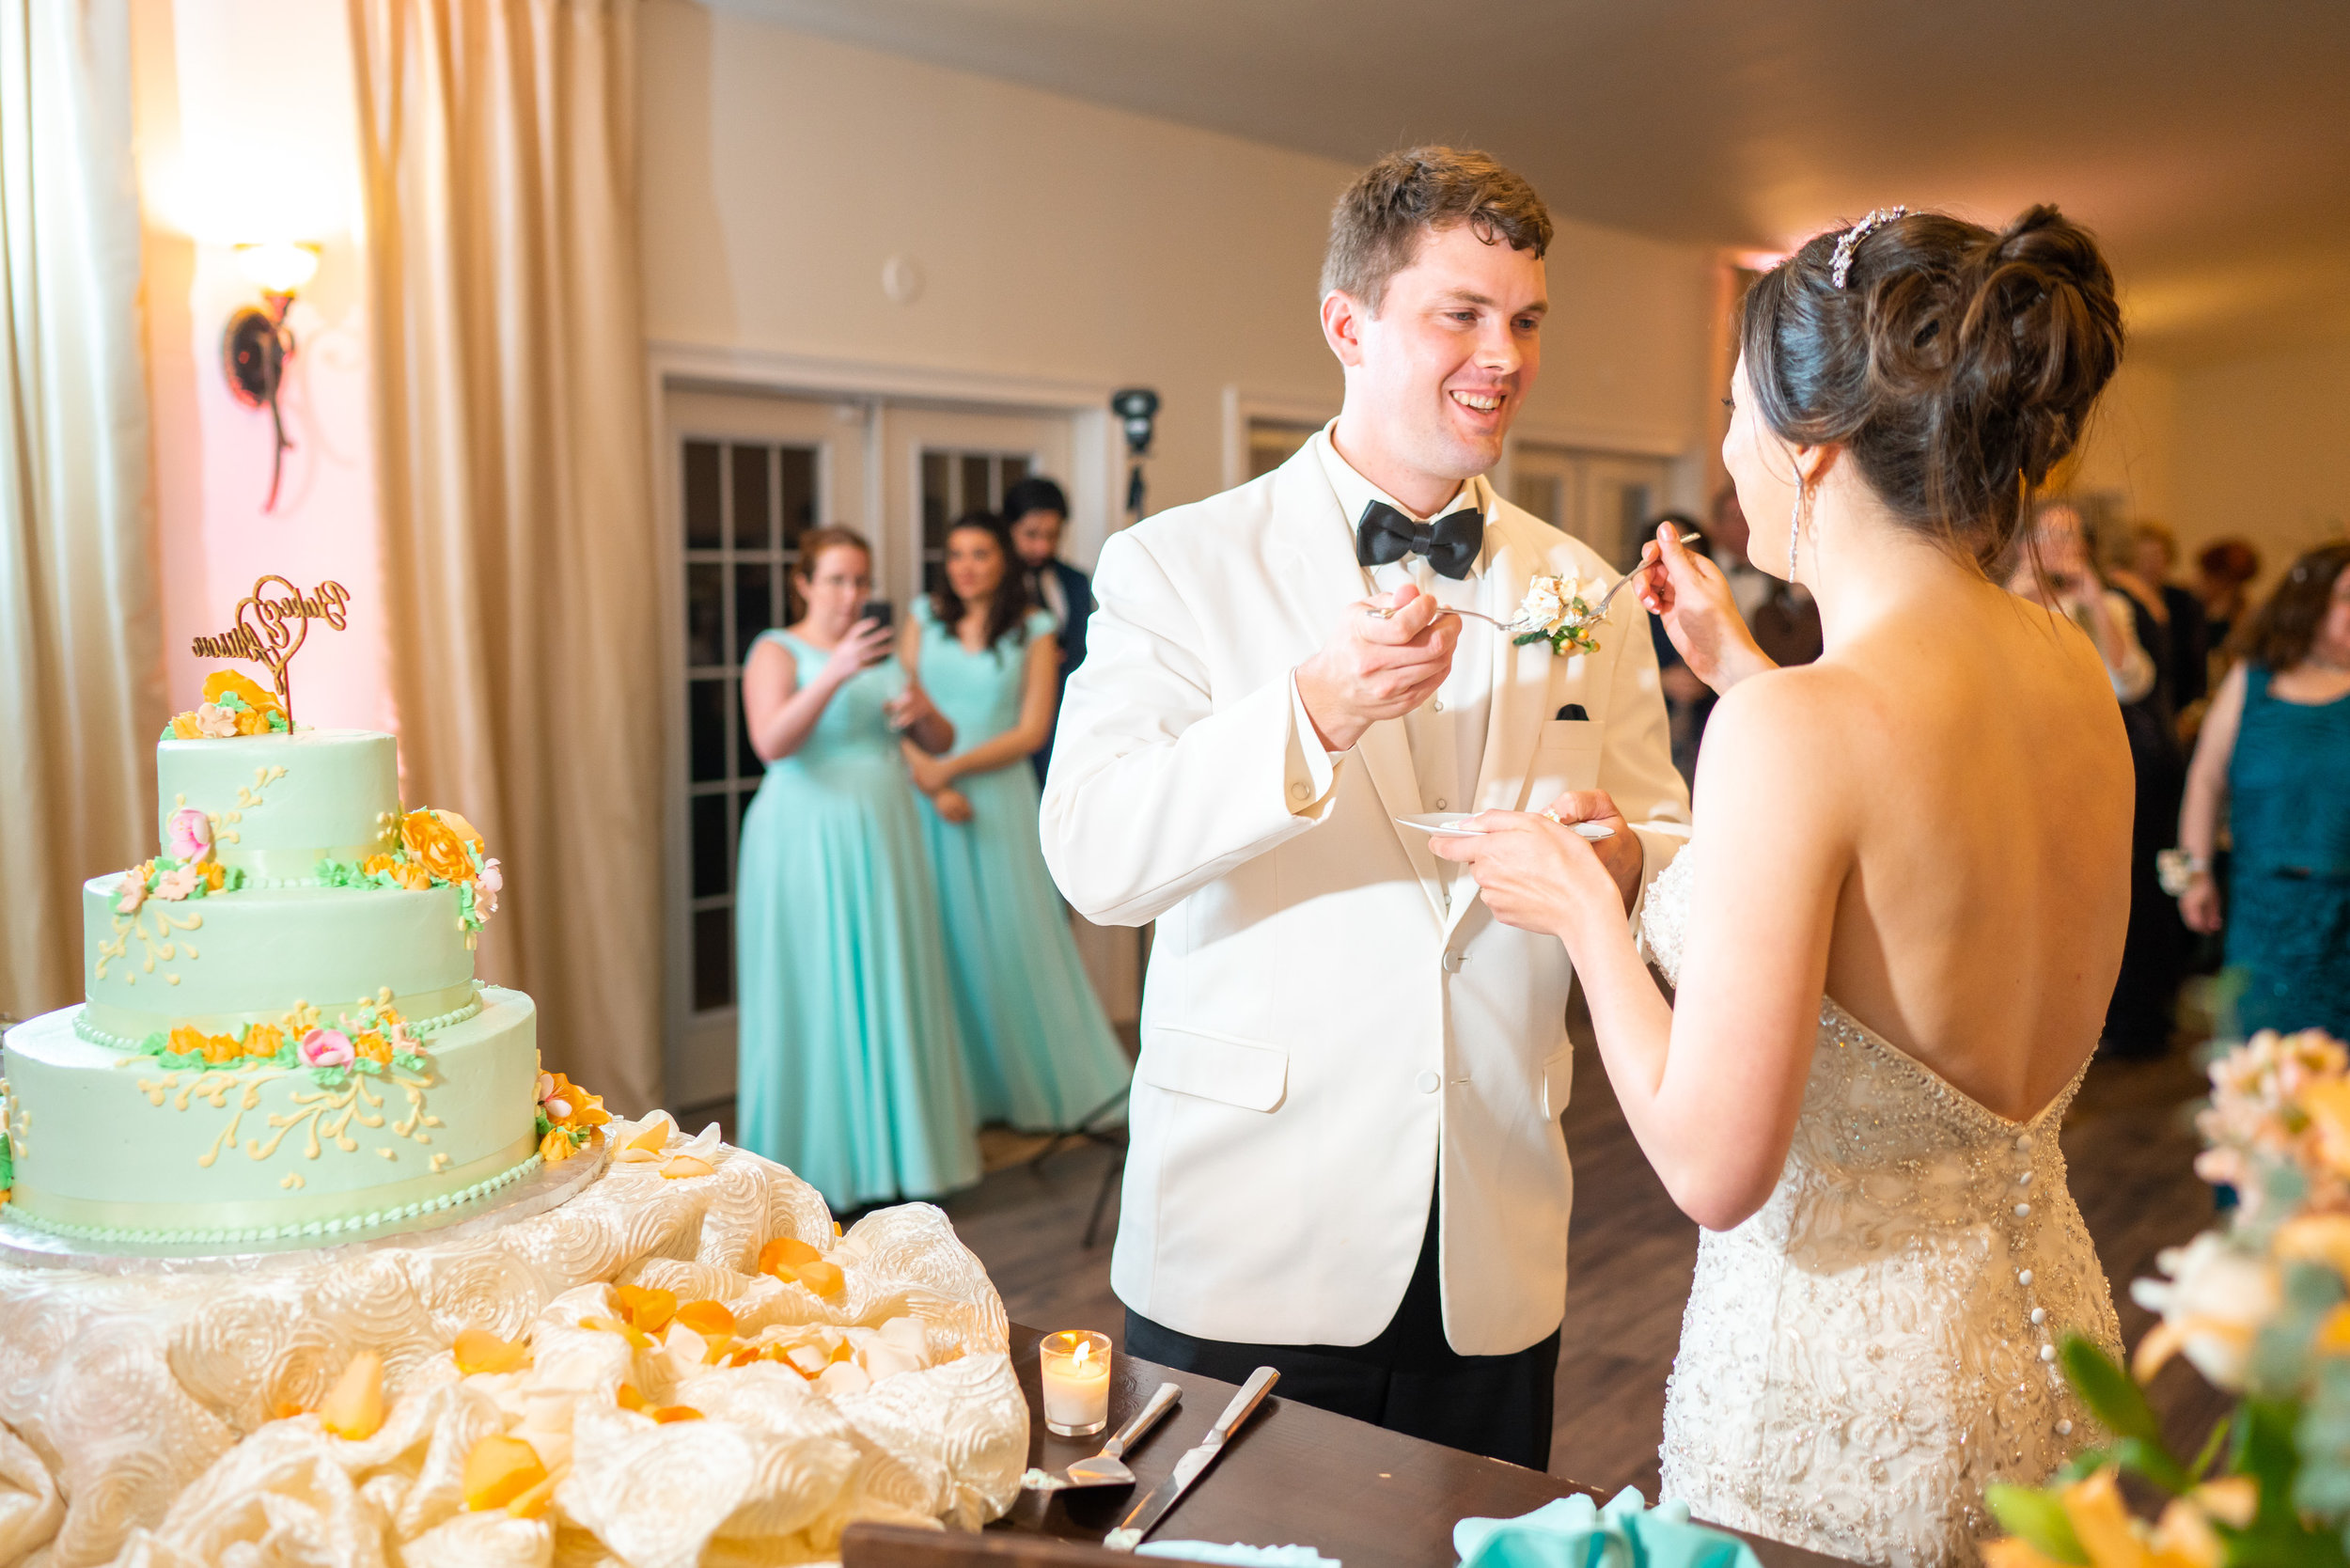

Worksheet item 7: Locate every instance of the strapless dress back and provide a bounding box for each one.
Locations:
[1638,845,2121,1568]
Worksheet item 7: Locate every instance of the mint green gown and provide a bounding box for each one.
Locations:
[735,630,979,1208]
[915,604,1133,1130]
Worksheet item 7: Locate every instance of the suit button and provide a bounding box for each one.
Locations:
[1441,950,1464,972]
[1415,1070,1441,1094]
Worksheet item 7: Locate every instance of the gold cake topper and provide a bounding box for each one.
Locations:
[188,575,351,728]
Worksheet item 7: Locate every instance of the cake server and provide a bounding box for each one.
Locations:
[1024,1380,1183,1492]
[1103,1365,1278,1550]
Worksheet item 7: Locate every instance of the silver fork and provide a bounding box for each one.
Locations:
[1023,1381,1183,1492]
[1364,529,1700,630]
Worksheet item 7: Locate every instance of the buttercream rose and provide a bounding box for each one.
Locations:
[201,669,281,718]
[298,1028,356,1069]
[401,808,480,884]
[166,808,214,864]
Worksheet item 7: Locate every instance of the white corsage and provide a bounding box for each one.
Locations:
[1508,573,1607,656]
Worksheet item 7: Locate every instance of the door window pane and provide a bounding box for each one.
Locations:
[693,906,732,1012]
[779,447,816,553]
[731,444,771,550]
[734,678,762,779]
[1000,454,1030,493]
[686,563,724,668]
[920,451,949,551]
[689,679,728,782]
[960,454,992,515]
[683,441,722,548]
[691,792,729,899]
[734,563,773,662]
[1512,474,1562,529]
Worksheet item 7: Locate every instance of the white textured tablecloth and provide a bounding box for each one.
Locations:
[0,1117,1026,1567]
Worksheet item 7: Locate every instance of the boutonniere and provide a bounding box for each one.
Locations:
[1505,573,1607,656]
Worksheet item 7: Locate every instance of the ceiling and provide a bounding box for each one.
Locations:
[714,0,2350,368]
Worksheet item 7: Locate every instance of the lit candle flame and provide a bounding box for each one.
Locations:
[1073,1340,1091,1370]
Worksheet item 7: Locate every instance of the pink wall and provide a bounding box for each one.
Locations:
[133,0,393,737]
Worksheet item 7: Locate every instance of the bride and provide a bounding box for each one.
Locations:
[1434,205,2131,1568]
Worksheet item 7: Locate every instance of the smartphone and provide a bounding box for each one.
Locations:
[858,599,894,665]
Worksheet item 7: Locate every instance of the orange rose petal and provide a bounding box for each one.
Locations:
[651,1405,704,1424]
[621,1117,672,1154]
[676,1299,737,1337]
[661,1154,715,1180]
[793,1259,845,1297]
[728,1346,761,1368]
[272,1399,307,1421]
[454,1325,531,1375]
[580,1314,653,1350]
[504,1467,562,1519]
[616,1383,647,1412]
[759,1237,822,1276]
[462,1435,548,1512]
[320,1350,385,1441]
[613,1286,677,1335]
[700,1333,737,1366]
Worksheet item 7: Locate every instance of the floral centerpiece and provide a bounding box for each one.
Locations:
[1987,1028,2350,1568]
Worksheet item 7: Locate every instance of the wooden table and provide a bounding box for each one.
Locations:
[965,1325,1852,1568]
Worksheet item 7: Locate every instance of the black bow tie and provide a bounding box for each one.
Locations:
[1355,500,1482,580]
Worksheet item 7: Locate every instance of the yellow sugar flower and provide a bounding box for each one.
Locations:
[168,713,205,740]
[401,808,479,884]
[200,669,281,716]
[243,1023,285,1059]
[166,1025,210,1058]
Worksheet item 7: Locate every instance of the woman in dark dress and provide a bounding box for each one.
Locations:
[2178,542,2350,1041]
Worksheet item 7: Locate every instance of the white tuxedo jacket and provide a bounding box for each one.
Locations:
[1040,444,1690,1356]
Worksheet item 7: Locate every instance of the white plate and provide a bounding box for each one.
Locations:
[1394,812,1613,839]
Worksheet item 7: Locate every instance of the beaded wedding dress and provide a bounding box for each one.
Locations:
[1637,846,2122,1568]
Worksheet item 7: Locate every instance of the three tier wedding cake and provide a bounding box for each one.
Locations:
[0,670,581,1248]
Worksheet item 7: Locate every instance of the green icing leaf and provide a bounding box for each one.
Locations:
[392,1052,427,1073]
[0,1125,13,1191]
[214,691,250,713]
[267,709,289,732]
[535,1108,554,1138]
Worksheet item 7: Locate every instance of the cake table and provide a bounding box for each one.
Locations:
[0,1118,1027,1567]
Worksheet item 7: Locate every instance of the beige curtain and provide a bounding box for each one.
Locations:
[351,0,663,1110]
[0,0,161,1023]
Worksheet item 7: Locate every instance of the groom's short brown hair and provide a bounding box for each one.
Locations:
[1322,147,1554,314]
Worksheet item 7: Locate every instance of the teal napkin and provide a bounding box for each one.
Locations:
[1453,1488,1762,1568]
[1136,1544,1340,1568]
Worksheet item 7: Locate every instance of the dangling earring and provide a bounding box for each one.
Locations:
[1787,465,1808,583]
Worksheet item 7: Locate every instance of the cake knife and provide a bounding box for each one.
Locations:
[1102,1365,1279,1551]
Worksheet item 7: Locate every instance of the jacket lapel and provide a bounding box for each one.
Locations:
[1446,510,1577,939]
[1264,448,1448,924]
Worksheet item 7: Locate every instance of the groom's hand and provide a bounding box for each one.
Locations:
[1294,583,1459,753]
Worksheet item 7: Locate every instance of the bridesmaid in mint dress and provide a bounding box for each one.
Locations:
[736,526,979,1209]
[906,513,1134,1131]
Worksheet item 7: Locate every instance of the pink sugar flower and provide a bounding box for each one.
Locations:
[152,864,201,902]
[298,1028,356,1068]
[118,875,149,914]
[474,857,502,917]
[166,808,214,864]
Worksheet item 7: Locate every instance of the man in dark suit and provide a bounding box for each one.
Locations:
[1005,476,1093,784]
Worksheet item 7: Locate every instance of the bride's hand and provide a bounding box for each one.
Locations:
[1429,794,1638,942]
[1636,525,1775,695]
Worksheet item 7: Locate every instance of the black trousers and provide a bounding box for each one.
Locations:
[1123,1200,1559,1470]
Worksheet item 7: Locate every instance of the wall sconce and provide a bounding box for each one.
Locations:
[221,242,320,511]
[1110,387,1159,518]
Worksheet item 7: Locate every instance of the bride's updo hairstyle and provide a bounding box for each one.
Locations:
[1738,205,2124,568]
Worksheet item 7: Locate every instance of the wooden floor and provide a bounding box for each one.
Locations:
[929,1033,2230,1495]
[702,1023,2231,1495]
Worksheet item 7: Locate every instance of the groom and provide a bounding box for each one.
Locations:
[1039,147,1689,1468]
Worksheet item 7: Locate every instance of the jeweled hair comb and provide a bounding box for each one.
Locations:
[1828,206,1908,289]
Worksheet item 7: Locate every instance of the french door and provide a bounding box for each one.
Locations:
[661,389,1120,1112]
[1507,444,1674,572]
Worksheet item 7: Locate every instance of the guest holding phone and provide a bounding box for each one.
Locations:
[907,513,1133,1130]
[735,525,979,1209]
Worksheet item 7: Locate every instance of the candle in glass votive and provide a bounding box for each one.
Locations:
[1039,1330,1112,1436]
